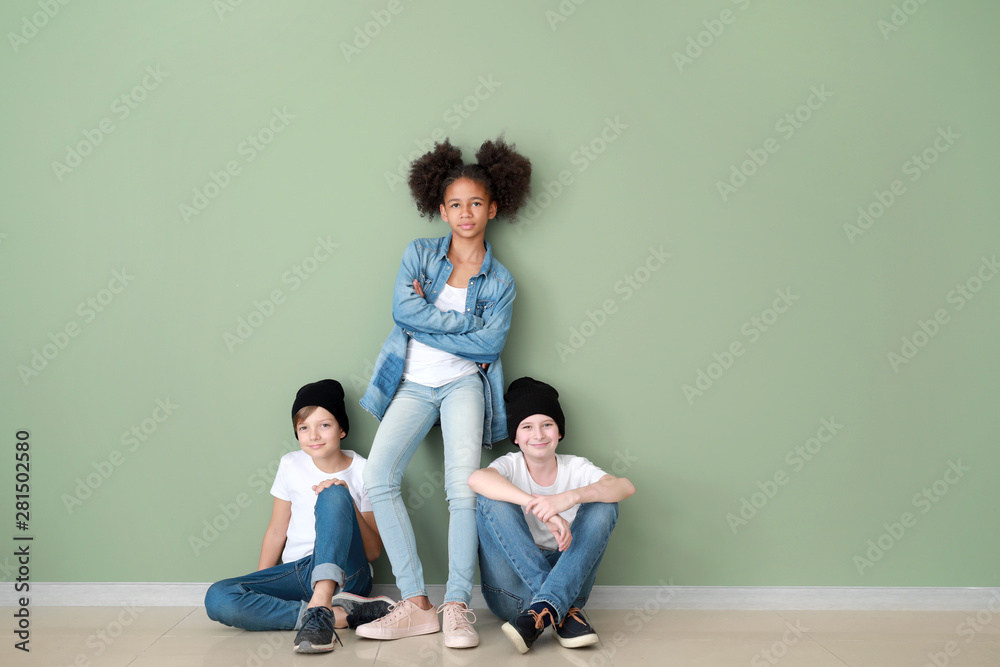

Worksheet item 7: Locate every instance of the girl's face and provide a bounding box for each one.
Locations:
[440,177,497,241]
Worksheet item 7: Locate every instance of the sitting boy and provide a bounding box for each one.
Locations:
[468,377,635,653]
[205,379,392,653]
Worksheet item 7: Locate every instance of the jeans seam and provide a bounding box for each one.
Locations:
[481,502,546,598]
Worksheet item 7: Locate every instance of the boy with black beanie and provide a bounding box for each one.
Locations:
[205,380,392,653]
[468,377,636,654]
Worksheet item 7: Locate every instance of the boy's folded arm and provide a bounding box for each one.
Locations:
[572,475,636,505]
[468,467,534,506]
[257,497,291,570]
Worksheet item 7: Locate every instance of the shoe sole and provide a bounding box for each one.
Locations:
[294,640,336,653]
[331,592,396,606]
[554,631,599,648]
[355,620,440,640]
[501,622,531,654]
[443,634,479,649]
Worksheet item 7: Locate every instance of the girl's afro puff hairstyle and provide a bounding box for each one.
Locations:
[408,135,532,221]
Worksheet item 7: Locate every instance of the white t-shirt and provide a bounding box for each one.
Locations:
[270,449,372,564]
[403,284,479,387]
[488,452,608,551]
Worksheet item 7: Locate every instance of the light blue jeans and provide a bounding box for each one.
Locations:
[363,375,484,604]
[477,496,618,624]
[204,484,371,631]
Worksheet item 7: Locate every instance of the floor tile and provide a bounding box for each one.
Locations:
[605,636,849,666]
[817,639,997,667]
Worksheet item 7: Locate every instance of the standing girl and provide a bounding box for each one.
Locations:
[357,137,532,648]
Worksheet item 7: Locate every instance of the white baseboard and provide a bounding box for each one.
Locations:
[5,583,999,611]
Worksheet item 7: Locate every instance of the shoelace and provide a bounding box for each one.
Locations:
[375,600,415,625]
[560,606,585,629]
[303,607,343,647]
[529,606,556,630]
[437,602,477,633]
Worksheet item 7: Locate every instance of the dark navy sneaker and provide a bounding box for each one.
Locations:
[501,603,556,654]
[330,591,395,629]
[293,606,341,653]
[554,606,599,648]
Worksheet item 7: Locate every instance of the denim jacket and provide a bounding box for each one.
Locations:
[360,233,515,446]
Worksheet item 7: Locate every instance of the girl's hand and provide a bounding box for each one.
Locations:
[525,493,575,523]
[544,515,573,551]
[412,279,425,298]
[312,478,348,494]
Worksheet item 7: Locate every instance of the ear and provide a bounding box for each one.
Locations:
[487,200,498,219]
[340,429,346,439]
[439,202,449,222]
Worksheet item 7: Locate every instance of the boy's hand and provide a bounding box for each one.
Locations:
[544,515,573,551]
[525,492,575,523]
[313,478,348,494]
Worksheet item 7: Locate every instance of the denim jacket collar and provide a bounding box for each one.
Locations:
[437,232,495,278]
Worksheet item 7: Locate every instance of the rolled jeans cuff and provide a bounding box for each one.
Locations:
[310,563,345,590]
[294,600,309,630]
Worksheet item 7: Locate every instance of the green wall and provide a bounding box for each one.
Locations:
[2,1,997,588]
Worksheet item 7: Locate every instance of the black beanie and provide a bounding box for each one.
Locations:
[504,377,565,444]
[291,379,349,438]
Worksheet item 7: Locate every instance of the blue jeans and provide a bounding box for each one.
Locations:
[477,496,618,624]
[363,375,484,604]
[204,484,371,631]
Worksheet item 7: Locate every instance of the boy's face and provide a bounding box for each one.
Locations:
[514,414,561,461]
[295,407,345,459]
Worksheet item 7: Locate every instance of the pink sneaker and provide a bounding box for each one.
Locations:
[438,602,479,648]
[355,599,439,640]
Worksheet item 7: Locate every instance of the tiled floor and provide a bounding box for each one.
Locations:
[6,606,1000,666]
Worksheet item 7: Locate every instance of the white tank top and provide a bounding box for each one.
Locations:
[402,284,479,387]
